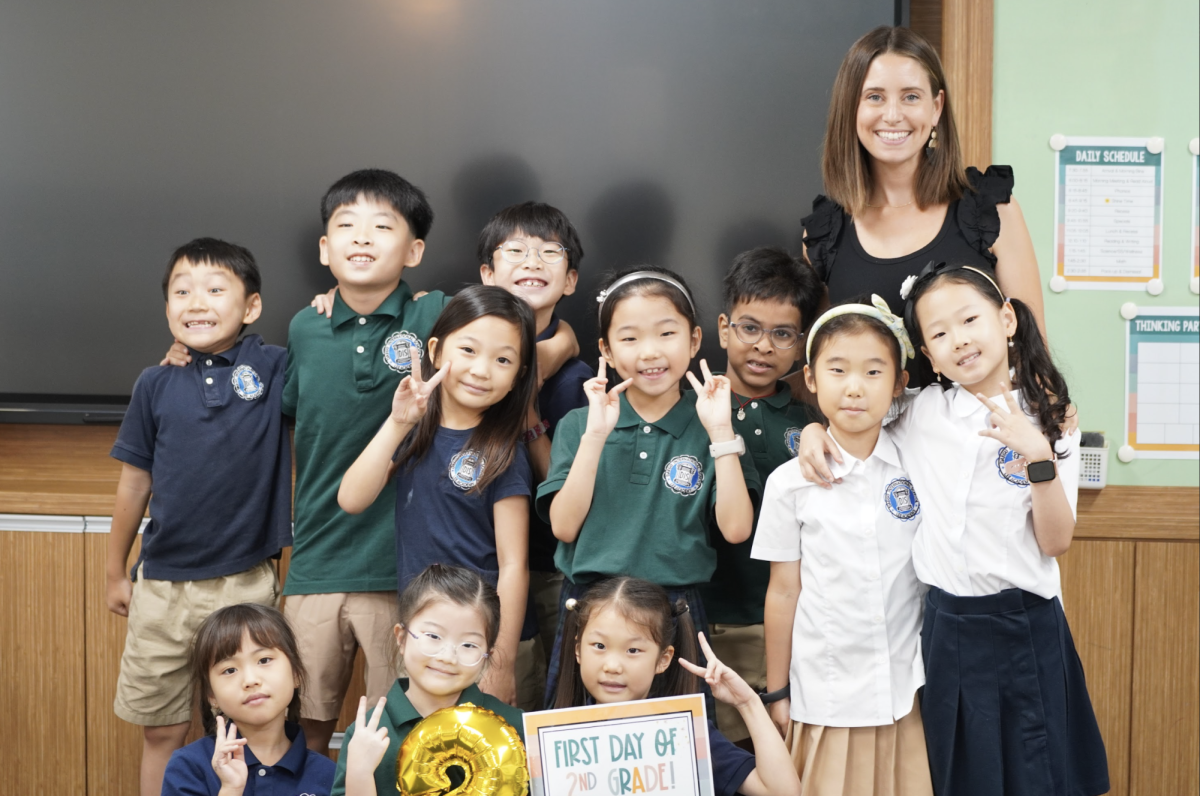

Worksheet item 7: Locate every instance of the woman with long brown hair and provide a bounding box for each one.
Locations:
[803,26,1045,386]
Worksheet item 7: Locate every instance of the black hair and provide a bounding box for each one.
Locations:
[476,201,585,272]
[320,168,434,240]
[807,298,904,382]
[553,577,698,710]
[906,264,1071,451]
[723,247,824,331]
[163,237,261,300]
[397,564,503,668]
[597,266,699,344]
[394,285,538,494]
[189,604,305,736]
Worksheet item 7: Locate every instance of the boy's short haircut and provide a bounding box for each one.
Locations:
[723,246,823,329]
[162,237,261,300]
[320,168,434,240]
[476,201,585,272]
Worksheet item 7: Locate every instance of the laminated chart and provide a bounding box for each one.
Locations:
[1123,307,1200,460]
[1054,136,1163,291]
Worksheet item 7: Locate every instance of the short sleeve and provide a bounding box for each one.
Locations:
[957,165,1015,263]
[707,721,756,796]
[111,368,158,472]
[800,195,846,282]
[161,741,216,796]
[751,466,805,562]
[492,443,533,502]
[535,407,585,522]
[282,335,298,417]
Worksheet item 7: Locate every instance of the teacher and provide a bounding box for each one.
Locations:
[803,26,1045,385]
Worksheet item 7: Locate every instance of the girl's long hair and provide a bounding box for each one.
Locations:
[906,265,1072,451]
[189,603,306,736]
[553,577,698,709]
[395,284,537,493]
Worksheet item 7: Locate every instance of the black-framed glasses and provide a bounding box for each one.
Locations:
[495,240,569,265]
[729,322,801,350]
[400,625,489,667]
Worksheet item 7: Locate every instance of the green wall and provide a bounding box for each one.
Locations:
[994,0,1199,486]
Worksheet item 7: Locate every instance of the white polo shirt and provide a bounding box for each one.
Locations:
[891,385,1081,601]
[752,428,925,728]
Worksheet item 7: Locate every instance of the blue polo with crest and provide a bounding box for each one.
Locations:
[111,334,291,581]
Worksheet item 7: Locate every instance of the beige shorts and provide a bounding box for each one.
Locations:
[708,623,767,743]
[284,591,399,722]
[114,560,279,727]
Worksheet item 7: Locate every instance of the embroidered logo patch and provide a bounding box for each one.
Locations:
[230,365,265,400]
[996,446,1029,488]
[662,455,704,496]
[884,478,920,521]
[784,427,803,458]
[449,449,486,491]
[382,330,423,374]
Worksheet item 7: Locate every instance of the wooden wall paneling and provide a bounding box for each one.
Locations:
[908,0,943,55]
[940,0,993,171]
[1075,486,1200,542]
[0,425,121,515]
[0,530,87,793]
[1058,540,1135,796]
[1129,542,1200,796]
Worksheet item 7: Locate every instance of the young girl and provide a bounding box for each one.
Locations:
[753,296,932,795]
[799,263,1108,796]
[335,564,525,796]
[554,577,800,796]
[339,284,539,705]
[537,267,758,703]
[162,604,335,796]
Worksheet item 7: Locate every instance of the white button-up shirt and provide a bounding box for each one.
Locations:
[752,428,925,727]
[891,386,1081,601]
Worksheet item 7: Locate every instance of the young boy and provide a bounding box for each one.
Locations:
[699,247,824,742]
[478,201,593,709]
[107,238,291,796]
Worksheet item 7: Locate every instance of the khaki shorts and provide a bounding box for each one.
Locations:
[284,591,399,722]
[515,571,563,711]
[708,623,767,743]
[114,560,279,726]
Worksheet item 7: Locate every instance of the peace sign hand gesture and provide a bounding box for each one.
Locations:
[582,359,633,440]
[390,362,450,427]
[210,714,248,791]
[976,391,1053,463]
[686,360,735,442]
[346,696,391,778]
[678,632,757,710]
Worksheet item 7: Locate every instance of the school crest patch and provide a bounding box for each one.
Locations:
[382,330,423,374]
[662,455,704,496]
[230,365,265,400]
[884,478,920,521]
[996,446,1029,488]
[449,449,486,491]
[784,427,803,458]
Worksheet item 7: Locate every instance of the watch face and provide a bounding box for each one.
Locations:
[1027,459,1057,483]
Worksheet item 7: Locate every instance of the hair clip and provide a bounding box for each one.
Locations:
[671,601,690,617]
[565,598,578,612]
[595,290,607,304]
[899,274,918,301]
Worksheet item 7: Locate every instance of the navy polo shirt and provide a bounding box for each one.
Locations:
[163,723,335,796]
[111,334,292,581]
[394,426,532,591]
[707,719,756,796]
[530,314,593,572]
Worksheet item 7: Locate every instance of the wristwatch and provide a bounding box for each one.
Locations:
[1026,456,1057,483]
[709,434,746,459]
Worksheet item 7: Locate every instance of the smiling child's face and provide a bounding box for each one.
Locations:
[398,600,490,708]
[576,604,673,704]
[320,193,424,293]
[165,258,260,355]
[480,229,578,324]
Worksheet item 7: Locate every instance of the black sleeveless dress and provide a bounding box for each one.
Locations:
[801,165,1015,386]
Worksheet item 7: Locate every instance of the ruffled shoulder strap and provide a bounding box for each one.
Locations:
[957,165,1015,262]
[800,195,847,281]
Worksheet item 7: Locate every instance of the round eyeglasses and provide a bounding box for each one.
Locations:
[728,322,801,350]
[495,240,569,265]
[401,625,489,667]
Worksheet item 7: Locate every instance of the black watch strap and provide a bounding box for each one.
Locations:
[759,684,790,704]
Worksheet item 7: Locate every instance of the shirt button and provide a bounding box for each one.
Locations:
[869,571,880,580]
[872,614,884,624]
[865,527,874,536]
[205,377,213,385]
[205,359,212,366]
[639,452,648,460]
[754,428,762,436]
[954,564,965,574]
[258,768,267,777]
[643,426,652,433]
[751,402,758,409]
[356,345,365,354]
[358,317,367,325]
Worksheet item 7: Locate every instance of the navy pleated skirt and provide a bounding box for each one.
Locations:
[920,587,1109,796]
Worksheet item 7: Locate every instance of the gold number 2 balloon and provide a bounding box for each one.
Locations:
[397,703,529,796]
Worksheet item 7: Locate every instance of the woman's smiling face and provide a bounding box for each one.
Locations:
[855,52,943,169]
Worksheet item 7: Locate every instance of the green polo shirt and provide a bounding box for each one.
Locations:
[536,391,761,588]
[332,678,525,796]
[282,282,449,595]
[699,379,818,624]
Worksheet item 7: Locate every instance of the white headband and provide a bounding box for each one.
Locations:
[596,271,695,316]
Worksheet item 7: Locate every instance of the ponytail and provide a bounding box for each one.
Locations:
[1008,297,1071,453]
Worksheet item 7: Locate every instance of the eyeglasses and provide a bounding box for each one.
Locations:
[495,241,569,265]
[401,625,489,667]
[728,322,801,350]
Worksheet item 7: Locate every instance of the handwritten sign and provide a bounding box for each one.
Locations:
[523,696,714,796]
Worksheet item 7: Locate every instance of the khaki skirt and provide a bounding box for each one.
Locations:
[788,696,932,796]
